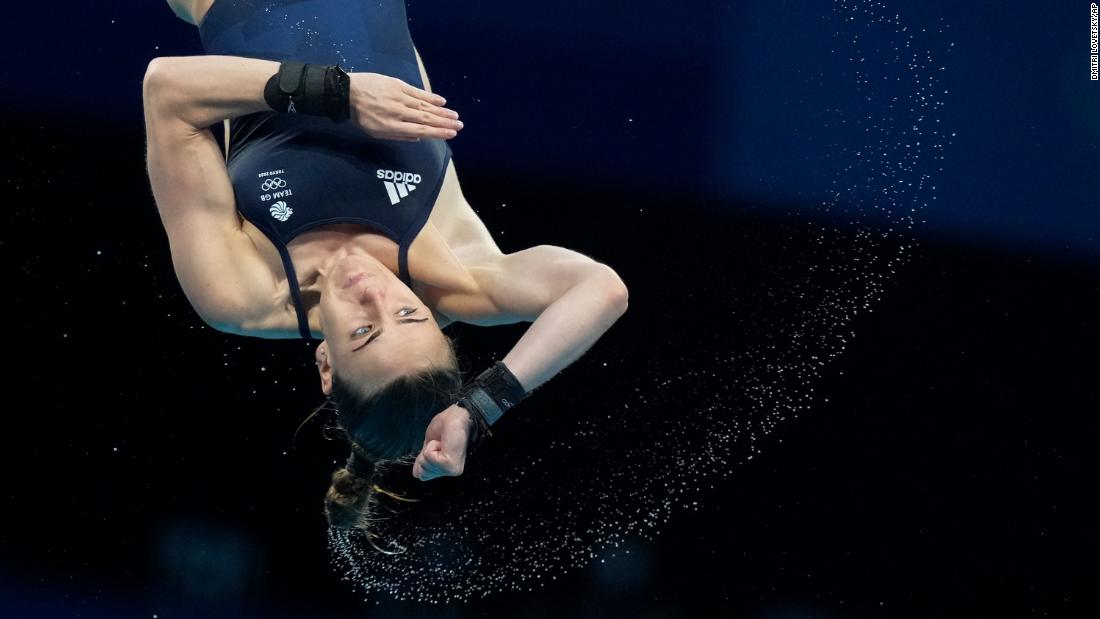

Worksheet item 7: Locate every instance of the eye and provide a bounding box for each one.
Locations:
[353,307,417,336]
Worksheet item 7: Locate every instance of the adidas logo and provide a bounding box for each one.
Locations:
[377,169,422,205]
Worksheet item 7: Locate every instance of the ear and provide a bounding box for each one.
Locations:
[315,340,334,396]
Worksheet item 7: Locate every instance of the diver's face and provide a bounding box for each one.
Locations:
[315,253,446,396]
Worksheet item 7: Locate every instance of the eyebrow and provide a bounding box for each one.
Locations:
[352,318,431,352]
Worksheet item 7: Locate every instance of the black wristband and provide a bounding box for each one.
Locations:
[475,361,528,418]
[462,404,494,457]
[456,361,529,456]
[263,61,350,122]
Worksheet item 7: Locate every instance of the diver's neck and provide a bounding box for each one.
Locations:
[287,228,401,335]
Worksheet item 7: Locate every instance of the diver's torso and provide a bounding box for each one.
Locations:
[190,0,495,335]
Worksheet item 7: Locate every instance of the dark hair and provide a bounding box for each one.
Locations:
[321,334,463,549]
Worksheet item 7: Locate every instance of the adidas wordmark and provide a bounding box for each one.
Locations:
[378,169,422,205]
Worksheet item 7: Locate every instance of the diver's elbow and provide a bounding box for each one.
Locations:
[595,264,629,313]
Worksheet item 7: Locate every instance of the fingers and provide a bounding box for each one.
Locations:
[354,75,462,142]
[415,457,444,481]
[369,88,459,140]
[413,440,441,481]
[372,119,459,142]
[375,92,460,141]
[388,121,458,142]
[413,440,462,481]
[413,455,428,480]
[401,84,448,108]
[398,96,462,134]
[401,93,460,120]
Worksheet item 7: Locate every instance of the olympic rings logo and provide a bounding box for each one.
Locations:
[261,178,287,191]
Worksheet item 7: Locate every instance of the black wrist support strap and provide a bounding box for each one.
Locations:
[263,61,351,122]
[457,361,530,456]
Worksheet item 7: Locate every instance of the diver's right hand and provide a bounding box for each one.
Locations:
[412,403,472,482]
[348,72,463,142]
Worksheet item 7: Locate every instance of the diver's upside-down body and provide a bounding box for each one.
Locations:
[146,0,628,527]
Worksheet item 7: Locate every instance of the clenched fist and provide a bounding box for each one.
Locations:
[412,403,473,481]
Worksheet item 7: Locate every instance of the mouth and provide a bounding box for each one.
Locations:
[343,272,374,289]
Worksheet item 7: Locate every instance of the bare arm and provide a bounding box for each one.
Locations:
[146,56,280,130]
[411,246,628,480]
[149,54,458,143]
[440,245,629,393]
[500,262,628,394]
[143,61,286,334]
[167,44,429,159]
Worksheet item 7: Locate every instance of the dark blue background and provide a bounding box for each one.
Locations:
[2,1,1098,618]
[6,0,1098,260]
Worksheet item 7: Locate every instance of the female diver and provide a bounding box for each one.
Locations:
[144,0,628,533]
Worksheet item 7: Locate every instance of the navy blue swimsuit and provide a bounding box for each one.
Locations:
[199,0,452,340]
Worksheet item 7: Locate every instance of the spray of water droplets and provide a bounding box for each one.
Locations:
[328,0,954,603]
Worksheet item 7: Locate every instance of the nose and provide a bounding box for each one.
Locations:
[356,282,387,306]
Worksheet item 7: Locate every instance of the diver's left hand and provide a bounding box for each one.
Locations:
[412,403,472,481]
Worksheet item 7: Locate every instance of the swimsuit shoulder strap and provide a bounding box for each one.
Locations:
[274,242,316,340]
